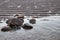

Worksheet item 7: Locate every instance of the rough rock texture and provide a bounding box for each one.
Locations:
[1,27,11,32]
[22,23,33,30]
[6,18,24,26]
[29,19,36,24]
[6,18,24,30]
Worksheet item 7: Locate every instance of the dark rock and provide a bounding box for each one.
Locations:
[14,14,19,17]
[1,26,21,32]
[6,18,24,26]
[22,23,33,30]
[17,14,24,19]
[29,19,36,24]
[1,27,11,32]
[6,18,24,30]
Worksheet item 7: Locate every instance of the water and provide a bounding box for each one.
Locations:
[0,16,60,40]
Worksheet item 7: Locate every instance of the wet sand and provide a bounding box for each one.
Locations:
[0,16,60,40]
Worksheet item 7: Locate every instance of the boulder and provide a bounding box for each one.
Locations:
[6,18,24,30]
[6,18,24,26]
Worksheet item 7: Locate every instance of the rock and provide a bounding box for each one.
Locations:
[6,18,24,26]
[22,23,33,30]
[1,25,21,32]
[1,27,11,32]
[6,18,24,30]
[17,14,24,19]
[29,19,36,24]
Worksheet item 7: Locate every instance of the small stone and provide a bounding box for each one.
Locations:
[22,23,33,30]
[29,19,36,24]
[1,27,11,32]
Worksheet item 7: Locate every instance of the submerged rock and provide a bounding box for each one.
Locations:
[5,18,24,31]
[29,19,36,24]
[22,23,33,30]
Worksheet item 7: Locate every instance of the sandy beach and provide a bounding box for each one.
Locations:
[0,16,60,40]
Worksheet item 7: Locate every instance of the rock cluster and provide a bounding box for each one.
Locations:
[1,14,34,32]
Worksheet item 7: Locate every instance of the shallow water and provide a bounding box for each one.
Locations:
[0,16,60,40]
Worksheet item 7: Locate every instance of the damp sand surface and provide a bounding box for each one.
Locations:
[0,16,60,40]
